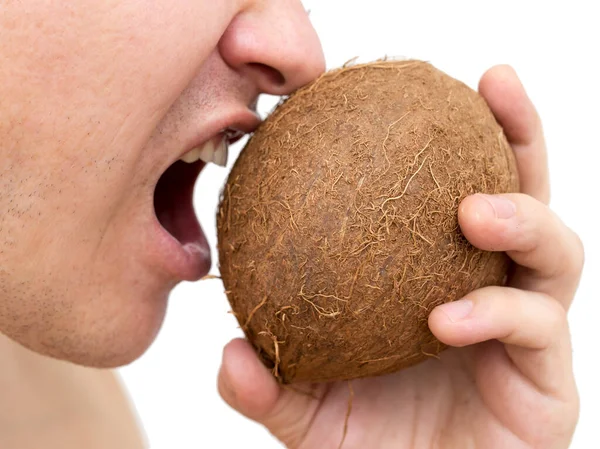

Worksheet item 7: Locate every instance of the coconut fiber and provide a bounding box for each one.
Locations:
[217,60,519,383]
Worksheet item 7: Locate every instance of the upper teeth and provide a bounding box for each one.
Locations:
[180,136,229,166]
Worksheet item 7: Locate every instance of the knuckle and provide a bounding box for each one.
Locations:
[535,210,584,282]
[546,297,568,334]
[553,226,585,282]
[510,197,549,251]
[532,294,568,350]
[570,229,585,274]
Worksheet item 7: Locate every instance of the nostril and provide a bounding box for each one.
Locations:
[248,62,286,87]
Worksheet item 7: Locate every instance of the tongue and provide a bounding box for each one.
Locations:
[154,160,206,248]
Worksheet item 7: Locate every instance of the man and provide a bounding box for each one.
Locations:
[0,1,583,448]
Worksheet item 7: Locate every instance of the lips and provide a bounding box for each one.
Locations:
[150,113,260,282]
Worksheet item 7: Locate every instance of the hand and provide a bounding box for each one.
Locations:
[217,66,583,449]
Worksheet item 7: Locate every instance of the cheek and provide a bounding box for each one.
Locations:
[0,0,237,255]
[0,1,237,363]
[0,0,236,146]
[0,0,236,195]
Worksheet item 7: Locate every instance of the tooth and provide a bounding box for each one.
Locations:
[180,147,202,163]
[179,136,229,166]
[179,140,214,164]
[197,139,216,164]
[212,138,228,167]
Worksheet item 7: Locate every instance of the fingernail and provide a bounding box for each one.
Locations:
[478,194,516,219]
[438,299,473,322]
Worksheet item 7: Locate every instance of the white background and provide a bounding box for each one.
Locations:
[119,1,600,447]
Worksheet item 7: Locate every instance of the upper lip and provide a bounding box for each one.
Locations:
[175,108,262,165]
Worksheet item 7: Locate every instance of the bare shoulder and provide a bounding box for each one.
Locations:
[0,333,146,449]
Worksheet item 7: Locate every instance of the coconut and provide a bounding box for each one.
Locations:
[216,60,519,384]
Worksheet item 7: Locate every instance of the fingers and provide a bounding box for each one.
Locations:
[459,193,584,308]
[218,338,322,448]
[218,338,280,420]
[479,65,550,204]
[430,286,566,350]
[429,286,574,397]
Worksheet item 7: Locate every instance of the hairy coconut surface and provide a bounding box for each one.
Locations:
[217,60,519,384]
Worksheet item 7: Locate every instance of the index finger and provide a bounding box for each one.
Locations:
[479,65,550,204]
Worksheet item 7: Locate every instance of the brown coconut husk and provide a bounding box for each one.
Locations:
[217,60,519,384]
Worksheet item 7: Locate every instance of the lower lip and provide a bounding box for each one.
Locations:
[149,161,212,282]
[150,218,212,282]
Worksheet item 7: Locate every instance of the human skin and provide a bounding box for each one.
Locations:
[0,333,145,449]
[0,0,325,367]
[0,1,583,448]
[1,1,323,446]
[218,66,584,449]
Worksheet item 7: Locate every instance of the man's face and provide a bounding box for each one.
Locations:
[0,0,324,366]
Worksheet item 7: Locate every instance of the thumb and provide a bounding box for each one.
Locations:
[217,338,325,448]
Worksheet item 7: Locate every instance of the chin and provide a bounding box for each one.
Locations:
[82,296,170,368]
[12,287,170,369]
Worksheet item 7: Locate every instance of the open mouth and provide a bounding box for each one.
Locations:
[151,129,245,280]
[154,159,205,249]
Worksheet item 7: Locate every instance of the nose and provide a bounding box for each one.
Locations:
[218,0,326,96]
